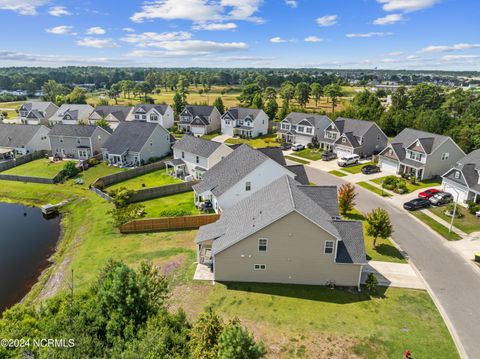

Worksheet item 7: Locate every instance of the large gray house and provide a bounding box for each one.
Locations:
[18,102,58,125]
[0,124,50,158]
[48,124,111,160]
[196,175,366,288]
[319,117,388,158]
[50,104,94,125]
[102,121,171,167]
[221,107,269,138]
[178,105,221,136]
[379,128,465,180]
[88,105,133,130]
[441,149,480,205]
[277,112,332,145]
[131,104,174,129]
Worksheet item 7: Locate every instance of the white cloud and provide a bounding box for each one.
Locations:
[0,0,49,15]
[407,55,420,60]
[123,27,135,32]
[441,54,480,61]
[77,37,119,48]
[419,43,480,53]
[192,22,237,31]
[270,37,294,43]
[48,6,71,16]
[387,51,403,56]
[122,31,193,46]
[377,0,441,13]
[346,32,392,38]
[86,26,107,35]
[126,40,247,57]
[316,14,338,27]
[0,50,128,65]
[45,25,76,35]
[131,0,262,24]
[373,13,404,25]
[304,36,323,43]
[285,0,297,8]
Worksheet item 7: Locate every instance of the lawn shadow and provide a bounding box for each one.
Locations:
[218,281,386,304]
[374,243,405,261]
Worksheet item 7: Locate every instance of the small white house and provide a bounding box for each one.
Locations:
[130,104,174,129]
[50,104,94,125]
[18,102,58,125]
[221,107,269,138]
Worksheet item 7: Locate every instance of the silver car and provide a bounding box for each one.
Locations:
[429,192,453,206]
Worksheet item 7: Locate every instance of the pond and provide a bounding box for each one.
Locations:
[0,202,60,314]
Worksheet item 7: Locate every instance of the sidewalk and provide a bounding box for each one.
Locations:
[420,209,468,237]
[361,261,425,290]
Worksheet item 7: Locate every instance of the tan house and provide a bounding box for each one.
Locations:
[196,175,366,289]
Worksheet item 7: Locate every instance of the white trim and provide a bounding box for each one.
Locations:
[357,264,364,291]
[324,240,334,254]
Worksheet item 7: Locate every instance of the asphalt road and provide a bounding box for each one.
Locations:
[305,166,480,359]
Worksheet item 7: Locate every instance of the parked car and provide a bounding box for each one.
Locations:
[403,198,431,211]
[279,143,291,151]
[291,143,305,151]
[321,151,337,161]
[337,154,360,167]
[361,164,381,174]
[429,192,453,206]
[418,188,442,199]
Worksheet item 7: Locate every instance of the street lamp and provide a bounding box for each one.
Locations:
[448,187,460,233]
[381,180,385,197]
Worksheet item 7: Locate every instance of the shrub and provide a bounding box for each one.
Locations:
[365,273,378,294]
[108,203,145,227]
[158,209,192,217]
[467,201,480,215]
[88,157,99,166]
[382,175,398,190]
[307,142,313,149]
[109,186,135,208]
[63,161,80,178]
[446,203,463,218]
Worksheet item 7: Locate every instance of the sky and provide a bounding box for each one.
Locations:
[0,0,479,70]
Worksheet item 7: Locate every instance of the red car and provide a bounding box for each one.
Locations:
[418,188,442,199]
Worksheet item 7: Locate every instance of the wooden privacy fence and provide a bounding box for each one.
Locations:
[0,169,65,184]
[92,161,166,188]
[0,150,51,172]
[127,181,198,203]
[120,214,220,233]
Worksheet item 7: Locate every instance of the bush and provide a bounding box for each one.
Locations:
[63,161,80,178]
[158,209,192,217]
[88,157,99,166]
[382,175,398,190]
[307,143,313,149]
[467,201,480,215]
[445,203,463,218]
[365,273,378,294]
[108,203,145,226]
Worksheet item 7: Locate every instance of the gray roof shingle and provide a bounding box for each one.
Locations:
[224,107,262,120]
[333,221,367,264]
[443,149,480,190]
[183,105,216,117]
[390,128,451,155]
[49,124,100,137]
[334,117,376,137]
[285,164,309,185]
[102,121,159,154]
[172,135,223,158]
[91,106,132,122]
[257,147,287,165]
[133,104,170,115]
[0,124,48,148]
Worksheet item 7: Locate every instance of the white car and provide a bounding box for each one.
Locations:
[291,143,305,151]
[337,154,360,167]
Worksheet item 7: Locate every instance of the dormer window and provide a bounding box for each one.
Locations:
[196,156,199,164]
[342,138,346,143]
[245,181,251,191]
[454,171,460,179]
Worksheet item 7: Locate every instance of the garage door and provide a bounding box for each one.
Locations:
[443,183,468,204]
[335,147,353,158]
[380,159,398,173]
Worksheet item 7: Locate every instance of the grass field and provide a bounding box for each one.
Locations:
[329,170,348,177]
[372,176,442,194]
[200,131,221,141]
[340,161,374,174]
[411,211,462,241]
[140,191,199,218]
[292,148,323,161]
[225,134,279,148]
[284,155,310,164]
[2,159,65,178]
[429,206,479,234]
[357,181,393,198]
[107,169,181,191]
[344,209,405,263]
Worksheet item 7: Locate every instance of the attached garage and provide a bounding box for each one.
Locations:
[443,181,469,204]
[335,146,353,158]
[379,158,398,174]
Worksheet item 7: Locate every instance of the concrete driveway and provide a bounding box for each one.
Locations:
[211,134,231,143]
[305,165,480,359]
[362,261,425,290]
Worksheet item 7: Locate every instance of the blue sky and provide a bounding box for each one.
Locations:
[0,0,479,69]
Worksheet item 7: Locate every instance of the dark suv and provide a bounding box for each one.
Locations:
[321,151,337,161]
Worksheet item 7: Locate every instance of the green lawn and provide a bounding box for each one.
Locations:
[329,170,348,177]
[340,161,375,174]
[2,158,65,178]
[292,148,323,161]
[411,211,462,241]
[344,209,405,263]
[372,176,442,194]
[107,169,181,191]
[429,206,480,234]
[284,155,310,164]
[177,282,458,359]
[200,131,221,141]
[357,181,393,198]
[225,134,280,148]
[139,191,199,218]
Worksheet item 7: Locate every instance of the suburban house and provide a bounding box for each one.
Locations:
[193,144,308,213]
[441,149,480,205]
[195,175,366,288]
[18,102,58,125]
[48,124,111,160]
[319,117,388,157]
[0,124,50,158]
[50,104,94,125]
[168,135,233,179]
[178,105,221,136]
[221,107,269,138]
[88,106,133,130]
[277,112,332,145]
[131,104,174,129]
[378,128,465,180]
[102,121,171,167]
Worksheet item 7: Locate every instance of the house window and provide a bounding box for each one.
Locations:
[142,115,146,119]
[377,134,381,140]
[60,138,63,143]
[324,241,334,254]
[454,171,460,179]
[150,114,158,121]
[342,138,346,143]
[258,238,267,252]
[441,152,449,161]
[254,264,266,270]
[298,125,304,132]
[196,156,199,164]
[135,114,139,119]
[306,127,313,134]
[245,181,251,191]
[77,138,81,144]
[181,151,185,159]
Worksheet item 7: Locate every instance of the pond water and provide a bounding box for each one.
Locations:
[0,202,60,314]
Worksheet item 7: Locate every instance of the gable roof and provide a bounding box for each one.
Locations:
[283,112,332,131]
[54,104,94,121]
[91,106,132,122]
[336,132,360,148]
[196,175,366,264]
[133,104,170,115]
[224,107,262,120]
[334,117,376,137]
[20,102,56,113]
[183,105,216,117]
[257,147,286,166]
[391,128,451,155]
[0,124,47,148]
[443,149,480,190]
[193,144,289,197]
[102,121,160,154]
[49,124,101,137]
[172,134,223,158]
[285,164,309,185]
